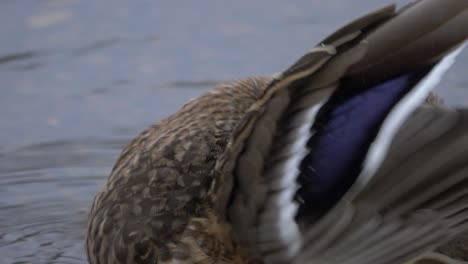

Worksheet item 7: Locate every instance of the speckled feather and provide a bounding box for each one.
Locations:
[87,78,272,264]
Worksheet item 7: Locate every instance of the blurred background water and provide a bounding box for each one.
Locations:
[0,0,466,263]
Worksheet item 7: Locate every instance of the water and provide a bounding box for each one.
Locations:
[0,1,467,263]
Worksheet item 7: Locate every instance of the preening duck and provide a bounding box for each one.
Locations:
[87,1,468,263]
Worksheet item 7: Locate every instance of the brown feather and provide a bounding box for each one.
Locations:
[86,77,272,264]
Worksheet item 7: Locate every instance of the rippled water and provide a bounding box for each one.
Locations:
[1,0,467,263]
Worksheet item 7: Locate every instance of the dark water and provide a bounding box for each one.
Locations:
[0,0,467,263]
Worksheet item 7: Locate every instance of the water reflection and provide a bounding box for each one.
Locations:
[0,51,44,71]
[0,0,467,263]
[0,51,40,65]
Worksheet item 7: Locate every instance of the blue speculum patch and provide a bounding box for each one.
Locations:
[296,68,431,220]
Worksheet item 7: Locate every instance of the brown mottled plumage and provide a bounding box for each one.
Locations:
[87,78,272,263]
[436,231,468,262]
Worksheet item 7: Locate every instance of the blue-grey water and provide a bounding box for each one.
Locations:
[0,1,467,263]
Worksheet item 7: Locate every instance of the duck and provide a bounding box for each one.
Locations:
[86,0,468,263]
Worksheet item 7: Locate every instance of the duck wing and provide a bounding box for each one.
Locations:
[220,1,467,263]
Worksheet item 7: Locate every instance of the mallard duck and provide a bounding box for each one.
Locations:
[86,1,468,263]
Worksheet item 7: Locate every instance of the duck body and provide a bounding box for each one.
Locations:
[87,78,272,264]
[87,1,468,263]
